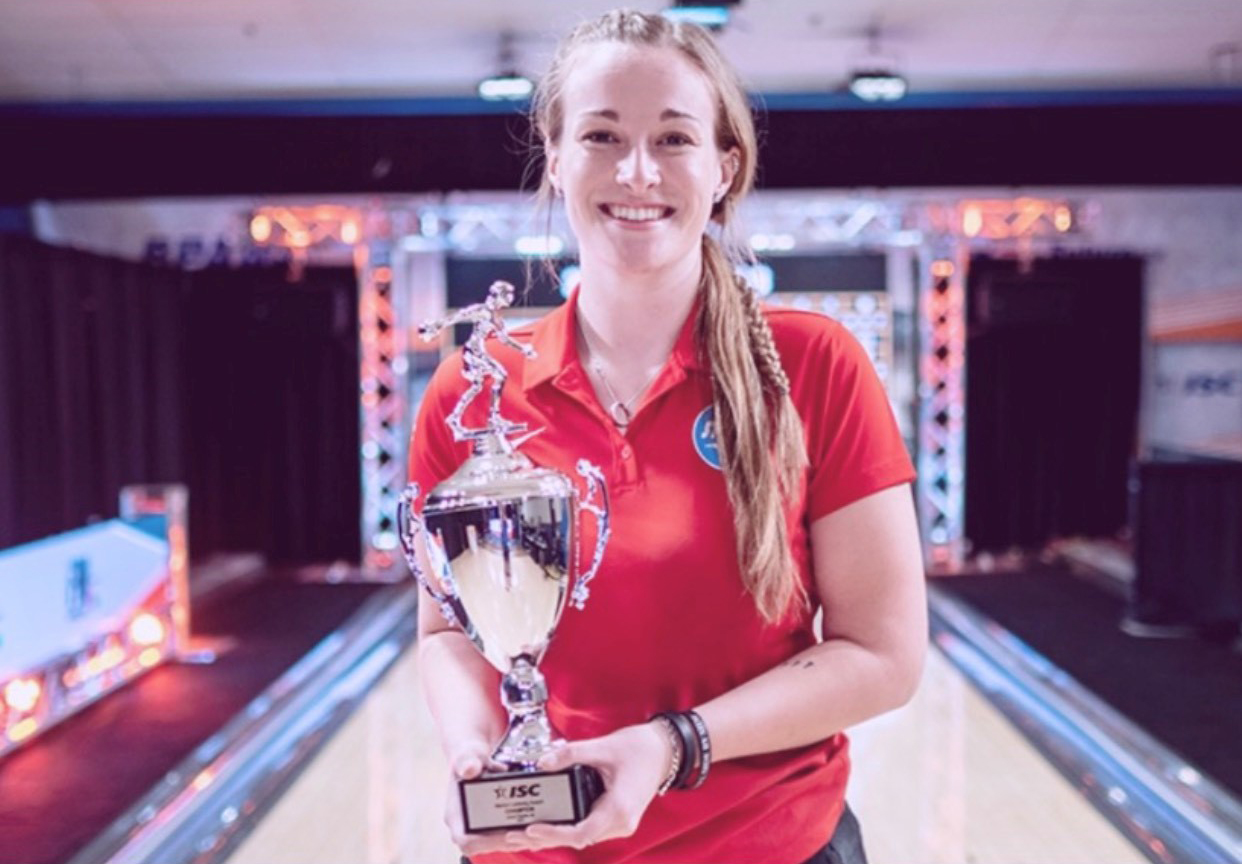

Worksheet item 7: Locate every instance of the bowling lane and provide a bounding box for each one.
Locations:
[850,647,1146,864]
[224,637,1144,864]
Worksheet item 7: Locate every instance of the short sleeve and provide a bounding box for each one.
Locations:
[799,320,916,521]
[407,352,472,503]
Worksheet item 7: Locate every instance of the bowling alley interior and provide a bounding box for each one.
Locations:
[2,2,1242,863]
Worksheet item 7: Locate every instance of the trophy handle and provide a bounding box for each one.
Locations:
[397,483,463,628]
[570,460,611,610]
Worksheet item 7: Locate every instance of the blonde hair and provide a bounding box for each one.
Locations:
[532,9,808,622]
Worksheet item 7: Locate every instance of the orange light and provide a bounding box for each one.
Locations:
[1054,205,1073,232]
[340,219,360,245]
[250,214,273,243]
[84,644,125,677]
[290,230,311,248]
[962,205,983,237]
[9,718,39,743]
[373,266,392,283]
[4,678,41,713]
[930,260,955,279]
[138,648,163,668]
[130,613,167,647]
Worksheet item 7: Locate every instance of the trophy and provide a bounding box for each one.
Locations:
[398,281,610,833]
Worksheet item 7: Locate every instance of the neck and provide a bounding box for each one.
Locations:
[574,249,701,372]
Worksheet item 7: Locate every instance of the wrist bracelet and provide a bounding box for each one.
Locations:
[683,710,712,790]
[653,711,699,790]
[651,716,683,795]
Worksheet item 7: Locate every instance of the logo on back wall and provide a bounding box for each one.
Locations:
[692,407,721,470]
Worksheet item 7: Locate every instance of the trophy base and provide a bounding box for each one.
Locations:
[459,764,604,833]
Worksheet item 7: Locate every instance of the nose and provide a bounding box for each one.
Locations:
[616,144,660,190]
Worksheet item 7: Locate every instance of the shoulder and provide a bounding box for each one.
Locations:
[760,305,857,364]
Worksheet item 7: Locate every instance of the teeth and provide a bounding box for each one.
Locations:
[609,205,665,222]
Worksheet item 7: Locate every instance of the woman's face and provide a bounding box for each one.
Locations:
[547,43,738,278]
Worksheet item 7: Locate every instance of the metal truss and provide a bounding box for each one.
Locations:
[740,196,911,249]
[917,249,968,571]
[245,192,1085,574]
[915,196,1080,569]
[248,203,409,573]
[355,241,407,571]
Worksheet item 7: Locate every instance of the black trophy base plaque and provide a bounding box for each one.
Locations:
[460,764,604,833]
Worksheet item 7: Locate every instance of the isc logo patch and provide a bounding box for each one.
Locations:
[494,783,542,800]
[692,407,721,470]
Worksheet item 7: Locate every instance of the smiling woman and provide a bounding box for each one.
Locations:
[545,44,734,281]
[408,9,925,864]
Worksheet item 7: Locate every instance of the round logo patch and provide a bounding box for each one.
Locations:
[692,406,721,470]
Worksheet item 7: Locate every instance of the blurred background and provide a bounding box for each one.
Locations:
[1,2,1241,863]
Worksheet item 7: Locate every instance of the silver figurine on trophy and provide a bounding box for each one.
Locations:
[398,281,610,833]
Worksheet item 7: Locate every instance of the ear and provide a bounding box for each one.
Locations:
[545,141,562,195]
[716,146,740,200]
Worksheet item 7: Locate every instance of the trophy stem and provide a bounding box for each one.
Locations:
[493,654,557,770]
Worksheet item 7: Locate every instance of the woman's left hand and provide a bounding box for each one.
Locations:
[505,721,672,851]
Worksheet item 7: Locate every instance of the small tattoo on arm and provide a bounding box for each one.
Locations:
[781,659,815,670]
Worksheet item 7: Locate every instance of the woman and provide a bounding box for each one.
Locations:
[409,9,926,863]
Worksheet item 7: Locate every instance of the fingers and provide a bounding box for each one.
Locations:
[452,752,484,780]
[535,739,579,773]
[518,793,641,851]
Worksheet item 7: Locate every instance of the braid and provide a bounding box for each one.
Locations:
[737,275,792,398]
[700,235,808,623]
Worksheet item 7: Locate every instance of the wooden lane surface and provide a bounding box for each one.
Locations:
[226,645,1145,864]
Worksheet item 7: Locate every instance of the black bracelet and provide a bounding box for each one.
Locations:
[653,711,699,790]
[683,710,712,790]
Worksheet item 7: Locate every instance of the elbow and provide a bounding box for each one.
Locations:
[876,638,925,712]
[890,640,926,708]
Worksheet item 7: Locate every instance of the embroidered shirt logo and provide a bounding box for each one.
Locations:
[692,406,721,470]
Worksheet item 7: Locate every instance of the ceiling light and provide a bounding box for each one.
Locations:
[479,30,533,101]
[478,73,533,101]
[848,20,907,102]
[849,70,907,102]
[663,1,740,32]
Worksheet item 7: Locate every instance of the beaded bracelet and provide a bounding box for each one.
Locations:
[683,710,712,790]
[653,711,699,790]
[652,711,711,790]
[651,715,684,795]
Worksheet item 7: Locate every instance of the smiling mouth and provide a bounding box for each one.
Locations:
[601,204,674,223]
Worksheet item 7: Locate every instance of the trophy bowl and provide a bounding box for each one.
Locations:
[399,437,609,833]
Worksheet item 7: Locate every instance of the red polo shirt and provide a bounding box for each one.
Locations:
[409,289,915,864]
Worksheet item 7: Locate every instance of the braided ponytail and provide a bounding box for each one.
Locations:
[699,235,808,622]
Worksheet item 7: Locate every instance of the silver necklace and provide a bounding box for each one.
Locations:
[590,358,660,428]
[579,324,663,429]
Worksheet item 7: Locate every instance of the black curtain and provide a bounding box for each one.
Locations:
[1131,460,1242,633]
[964,254,1143,552]
[183,266,360,564]
[1,235,360,565]
[0,234,189,547]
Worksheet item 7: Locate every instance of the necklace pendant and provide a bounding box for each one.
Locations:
[608,401,633,427]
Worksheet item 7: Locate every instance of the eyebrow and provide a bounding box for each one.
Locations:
[582,108,703,123]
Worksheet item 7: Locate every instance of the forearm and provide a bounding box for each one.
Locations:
[695,633,924,763]
[417,629,507,760]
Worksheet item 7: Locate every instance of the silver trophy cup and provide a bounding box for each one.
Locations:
[398,282,610,833]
